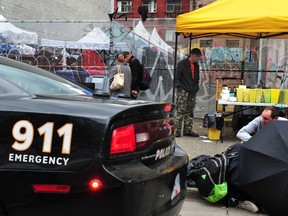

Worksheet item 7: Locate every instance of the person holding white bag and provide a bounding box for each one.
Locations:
[109,53,132,98]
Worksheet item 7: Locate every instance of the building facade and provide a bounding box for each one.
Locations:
[0,0,111,40]
[114,0,214,19]
[113,0,215,46]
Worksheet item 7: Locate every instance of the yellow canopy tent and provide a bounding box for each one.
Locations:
[172,0,288,102]
[176,0,288,39]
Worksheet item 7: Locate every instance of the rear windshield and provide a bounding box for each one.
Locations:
[0,78,30,96]
[0,64,93,96]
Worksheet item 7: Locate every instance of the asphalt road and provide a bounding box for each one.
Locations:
[176,119,268,216]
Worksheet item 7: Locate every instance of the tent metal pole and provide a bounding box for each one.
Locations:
[172,32,180,103]
[241,38,246,79]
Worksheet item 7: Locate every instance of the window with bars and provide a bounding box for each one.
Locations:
[200,39,213,47]
[117,1,132,13]
[142,0,157,13]
[166,0,181,13]
[165,29,175,42]
[226,40,240,48]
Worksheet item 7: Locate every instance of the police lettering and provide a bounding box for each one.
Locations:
[155,145,174,160]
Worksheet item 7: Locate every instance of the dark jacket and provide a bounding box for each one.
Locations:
[175,58,200,94]
[129,56,143,92]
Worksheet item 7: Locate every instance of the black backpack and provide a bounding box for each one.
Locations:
[139,65,152,90]
[188,153,229,203]
[187,154,212,187]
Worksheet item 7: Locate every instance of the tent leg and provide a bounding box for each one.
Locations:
[241,61,244,79]
[172,32,180,103]
[241,38,246,80]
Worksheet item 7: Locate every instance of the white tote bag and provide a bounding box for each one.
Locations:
[110,65,125,91]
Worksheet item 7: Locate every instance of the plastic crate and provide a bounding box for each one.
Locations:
[208,128,221,140]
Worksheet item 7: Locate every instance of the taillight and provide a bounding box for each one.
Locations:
[89,179,102,191]
[110,119,175,155]
[32,184,70,193]
[110,124,136,155]
[163,104,172,112]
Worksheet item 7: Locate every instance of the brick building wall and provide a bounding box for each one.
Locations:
[114,0,191,19]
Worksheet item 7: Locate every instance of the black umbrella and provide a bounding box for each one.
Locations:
[239,120,288,216]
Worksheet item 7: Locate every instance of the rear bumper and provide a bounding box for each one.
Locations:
[3,146,188,216]
[102,145,189,216]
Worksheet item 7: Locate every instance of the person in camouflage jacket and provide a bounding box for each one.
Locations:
[175,48,201,137]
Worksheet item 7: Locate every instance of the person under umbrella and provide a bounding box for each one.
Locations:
[237,106,287,142]
[239,120,288,215]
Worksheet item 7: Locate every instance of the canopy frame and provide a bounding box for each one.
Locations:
[173,0,288,102]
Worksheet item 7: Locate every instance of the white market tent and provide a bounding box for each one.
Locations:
[132,21,150,47]
[77,27,110,50]
[40,39,75,48]
[41,27,110,50]
[15,44,36,55]
[150,27,174,54]
[132,21,174,54]
[0,15,38,44]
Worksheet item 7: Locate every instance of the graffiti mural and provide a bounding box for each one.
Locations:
[0,21,286,119]
[258,39,288,89]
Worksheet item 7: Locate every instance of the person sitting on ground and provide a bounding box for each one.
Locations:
[236,106,287,142]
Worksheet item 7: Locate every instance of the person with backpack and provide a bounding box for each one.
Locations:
[122,51,143,99]
[187,143,262,213]
[175,48,201,137]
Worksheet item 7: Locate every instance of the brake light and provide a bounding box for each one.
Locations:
[89,179,102,191]
[32,184,70,193]
[110,124,136,155]
[163,104,172,112]
[110,119,175,155]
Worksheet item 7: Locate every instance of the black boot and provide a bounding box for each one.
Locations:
[183,131,199,137]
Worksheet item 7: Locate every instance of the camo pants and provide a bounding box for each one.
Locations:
[175,89,197,134]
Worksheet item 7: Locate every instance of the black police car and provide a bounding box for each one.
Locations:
[0,57,188,216]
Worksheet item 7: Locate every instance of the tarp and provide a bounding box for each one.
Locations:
[176,0,288,39]
[41,27,110,50]
[0,15,38,44]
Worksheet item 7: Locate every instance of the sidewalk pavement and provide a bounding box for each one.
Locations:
[177,118,268,216]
